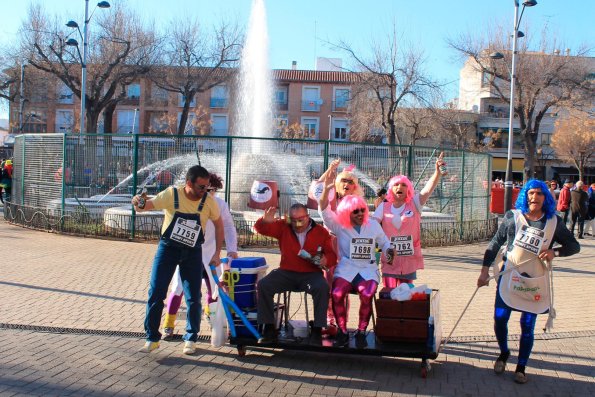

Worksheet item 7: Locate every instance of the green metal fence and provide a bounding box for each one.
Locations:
[5,133,496,246]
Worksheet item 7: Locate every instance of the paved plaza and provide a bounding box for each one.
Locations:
[0,221,594,396]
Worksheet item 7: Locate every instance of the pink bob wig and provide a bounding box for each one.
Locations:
[336,195,369,227]
[386,175,415,203]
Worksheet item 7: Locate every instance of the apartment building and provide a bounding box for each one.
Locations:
[457,52,595,182]
[10,66,358,142]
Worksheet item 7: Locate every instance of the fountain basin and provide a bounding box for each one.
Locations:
[104,206,164,233]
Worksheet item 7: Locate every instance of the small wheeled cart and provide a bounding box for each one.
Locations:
[222,284,442,379]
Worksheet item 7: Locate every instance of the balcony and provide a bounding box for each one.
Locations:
[301,99,322,112]
[145,97,169,107]
[274,101,288,111]
[210,98,228,108]
[332,100,349,112]
[120,96,140,106]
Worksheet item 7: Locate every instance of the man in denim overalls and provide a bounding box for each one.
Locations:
[133,165,224,354]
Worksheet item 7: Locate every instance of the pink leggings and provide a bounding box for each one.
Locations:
[166,272,214,315]
[383,276,413,289]
[332,277,378,333]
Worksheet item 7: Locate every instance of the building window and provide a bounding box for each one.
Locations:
[332,119,349,141]
[274,86,288,110]
[57,82,74,104]
[55,110,75,133]
[541,133,552,146]
[117,110,139,133]
[178,93,196,107]
[210,85,229,108]
[149,84,169,106]
[127,83,141,99]
[274,114,288,134]
[211,114,228,136]
[301,117,319,139]
[302,86,321,111]
[149,112,169,133]
[333,88,350,111]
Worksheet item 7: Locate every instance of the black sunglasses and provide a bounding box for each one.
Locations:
[352,208,366,215]
[194,184,209,191]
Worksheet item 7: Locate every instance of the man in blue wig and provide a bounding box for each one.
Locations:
[478,179,580,384]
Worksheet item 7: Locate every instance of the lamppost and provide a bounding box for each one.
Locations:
[18,63,27,133]
[489,0,537,212]
[65,1,110,134]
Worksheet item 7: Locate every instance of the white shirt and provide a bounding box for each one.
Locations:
[320,206,391,283]
[202,196,238,260]
[372,194,422,228]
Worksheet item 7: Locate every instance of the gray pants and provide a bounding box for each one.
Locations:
[257,269,329,328]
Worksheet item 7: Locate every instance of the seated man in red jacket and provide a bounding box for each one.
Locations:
[254,203,337,345]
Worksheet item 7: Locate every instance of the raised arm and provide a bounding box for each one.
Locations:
[418,152,445,207]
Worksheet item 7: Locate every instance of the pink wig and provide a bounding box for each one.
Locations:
[336,195,369,227]
[386,175,415,203]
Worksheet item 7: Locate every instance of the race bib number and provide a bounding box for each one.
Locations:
[391,235,414,256]
[350,238,374,261]
[513,225,545,255]
[170,218,201,247]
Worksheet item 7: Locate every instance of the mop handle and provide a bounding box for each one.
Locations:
[441,257,533,348]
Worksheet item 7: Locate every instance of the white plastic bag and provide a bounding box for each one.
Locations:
[390,283,412,301]
[211,298,227,348]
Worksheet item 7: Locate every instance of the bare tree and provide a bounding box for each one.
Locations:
[428,107,481,150]
[551,109,595,181]
[151,18,242,135]
[18,3,158,133]
[330,23,437,146]
[0,53,19,103]
[448,25,594,180]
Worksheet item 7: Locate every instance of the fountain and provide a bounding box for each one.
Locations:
[48,0,453,234]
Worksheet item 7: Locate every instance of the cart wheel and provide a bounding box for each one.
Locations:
[237,345,246,357]
[420,359,431,378]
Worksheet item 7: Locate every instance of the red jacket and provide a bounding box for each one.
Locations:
[254,218,337,273]
[557,186,571,211]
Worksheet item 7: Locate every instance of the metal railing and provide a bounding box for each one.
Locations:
[6,133,494,245]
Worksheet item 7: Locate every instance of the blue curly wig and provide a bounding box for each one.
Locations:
[515,179,557,219]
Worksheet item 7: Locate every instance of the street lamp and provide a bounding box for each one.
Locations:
[489,0,537,212]
[65,0,110,134]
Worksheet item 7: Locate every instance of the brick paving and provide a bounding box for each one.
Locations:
[1,221,594,396]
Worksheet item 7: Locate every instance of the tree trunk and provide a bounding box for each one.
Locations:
[86,110,100,134]
[178,97,193,135]
[103,102,118,134]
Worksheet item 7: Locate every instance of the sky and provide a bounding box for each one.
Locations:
[1,0,593,120]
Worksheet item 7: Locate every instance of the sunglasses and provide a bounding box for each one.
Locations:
[352,208,366,215]
[289,215,309,223]
[340,178,355,185]
[194,184,209,191]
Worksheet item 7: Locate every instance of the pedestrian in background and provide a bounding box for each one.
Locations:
[556,179,573,225]
[570,181,589,239]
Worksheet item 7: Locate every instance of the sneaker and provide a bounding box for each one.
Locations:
[162,327,174,341]
[257,324,278,344]
[139,341,159,353]
[182,341,196,355]
[354,330,368,349]
[333,329,349,348]
[514,371,528,384]
[494,351,510,374]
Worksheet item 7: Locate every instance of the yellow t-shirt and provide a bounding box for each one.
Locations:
[151,186,220,234]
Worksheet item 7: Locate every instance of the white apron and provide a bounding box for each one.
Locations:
[498,210,557,314]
